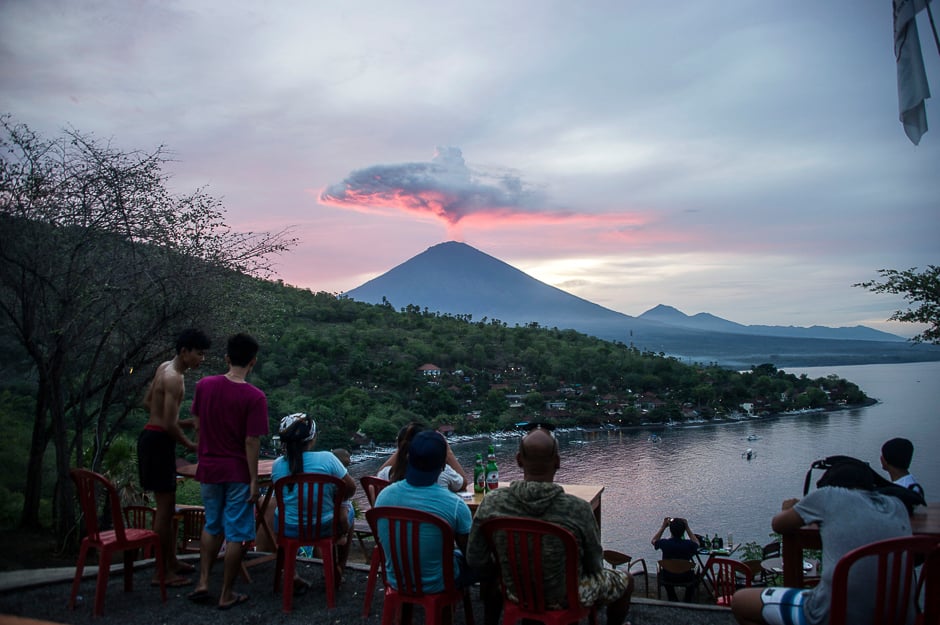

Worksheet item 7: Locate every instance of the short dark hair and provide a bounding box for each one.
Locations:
[882,438,914,470]
[175,328,211,354]
[668,518,687,538]
[226,333,259,367]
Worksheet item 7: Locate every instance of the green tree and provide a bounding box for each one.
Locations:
[854,266,940,344]
[360,415,399,443]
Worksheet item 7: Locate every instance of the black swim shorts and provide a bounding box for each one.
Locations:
[137,428,177,493]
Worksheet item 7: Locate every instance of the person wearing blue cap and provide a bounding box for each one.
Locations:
[373,430,474,593]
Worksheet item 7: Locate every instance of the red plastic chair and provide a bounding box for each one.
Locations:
[703,555,752,605]
[122,505,156,560]
[359,476,391,617]
[829,534,940,625]
[480,516,597,625]
[923,547,940,625]
[366,506,474,625]
[272,473,347,613]
[69,468,166,617]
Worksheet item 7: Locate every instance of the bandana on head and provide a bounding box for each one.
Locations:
[279,412,316,443]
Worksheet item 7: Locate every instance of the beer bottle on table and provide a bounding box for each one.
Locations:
[474,453,485,494]
[485,445,499,491]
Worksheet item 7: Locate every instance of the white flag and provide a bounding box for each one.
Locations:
[893,0,932,144]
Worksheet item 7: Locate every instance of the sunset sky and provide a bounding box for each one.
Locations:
[2,1,937,337]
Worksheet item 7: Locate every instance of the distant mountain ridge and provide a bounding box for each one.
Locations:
[345,241,939,368]
[637,304,904,342]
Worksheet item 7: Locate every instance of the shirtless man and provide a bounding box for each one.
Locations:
[138,328,211,587]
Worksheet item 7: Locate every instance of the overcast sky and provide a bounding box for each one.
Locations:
[2,1,937,337]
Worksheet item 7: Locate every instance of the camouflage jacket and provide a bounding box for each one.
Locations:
[466,480,603,605]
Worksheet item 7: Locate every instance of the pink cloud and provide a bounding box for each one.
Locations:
[318,146,674,246]
[319,146,545,226]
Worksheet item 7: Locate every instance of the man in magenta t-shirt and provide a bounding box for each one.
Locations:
[189,333,268,610]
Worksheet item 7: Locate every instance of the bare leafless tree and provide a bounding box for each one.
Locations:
[0,116,296,542]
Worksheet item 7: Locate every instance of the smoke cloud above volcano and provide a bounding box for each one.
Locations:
[320,147,545,229]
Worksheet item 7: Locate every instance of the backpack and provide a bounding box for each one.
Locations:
[802,455,925,514]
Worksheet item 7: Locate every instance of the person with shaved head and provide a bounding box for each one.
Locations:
[466,425,634,625]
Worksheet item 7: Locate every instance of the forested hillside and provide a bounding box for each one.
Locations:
[223,280,871,452]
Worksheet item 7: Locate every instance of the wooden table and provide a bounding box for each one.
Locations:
[467,482,605,530]
[760,556,817,579]
[780,501,940,587]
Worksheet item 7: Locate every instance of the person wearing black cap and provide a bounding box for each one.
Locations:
[373,430,474,593]
[880,437,925,498]
[731,461,911,625]
[466,426,633,625]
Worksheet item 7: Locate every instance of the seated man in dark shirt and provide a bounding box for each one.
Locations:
[651,516,701,601]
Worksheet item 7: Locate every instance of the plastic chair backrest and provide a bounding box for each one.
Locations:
[829,534,940,625]
[71,468,129,542]
[273,473,346,542]
[359,474,392,616]
[366,506,472,625]
[705,556,753,605]
[659,559,696,575]
[762,541,781,559]
[923,547,940,625]
[480,516,592,625]
[123,505,155,531]
[360,475,390,508]
[177,506,206,551]
[272,473,347,613]
[367,505,457,597]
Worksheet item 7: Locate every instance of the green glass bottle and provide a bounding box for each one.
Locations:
[485,445,499,491]
[473,453,485,494]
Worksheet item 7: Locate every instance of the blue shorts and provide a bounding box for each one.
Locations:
[759,587,809,625]
[200,482,255,543]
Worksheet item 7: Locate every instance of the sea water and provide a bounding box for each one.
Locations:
[350,361,940,563]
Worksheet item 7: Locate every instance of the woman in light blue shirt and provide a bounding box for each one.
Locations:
[271,413,357,586]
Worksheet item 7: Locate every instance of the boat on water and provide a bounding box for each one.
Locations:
[746,434,760,441]
[742,448,756,460]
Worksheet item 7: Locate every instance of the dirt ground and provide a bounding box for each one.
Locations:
[0,547,737,625]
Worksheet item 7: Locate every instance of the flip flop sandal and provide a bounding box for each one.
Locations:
[218,592,249,610]
[186,589,211,604]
